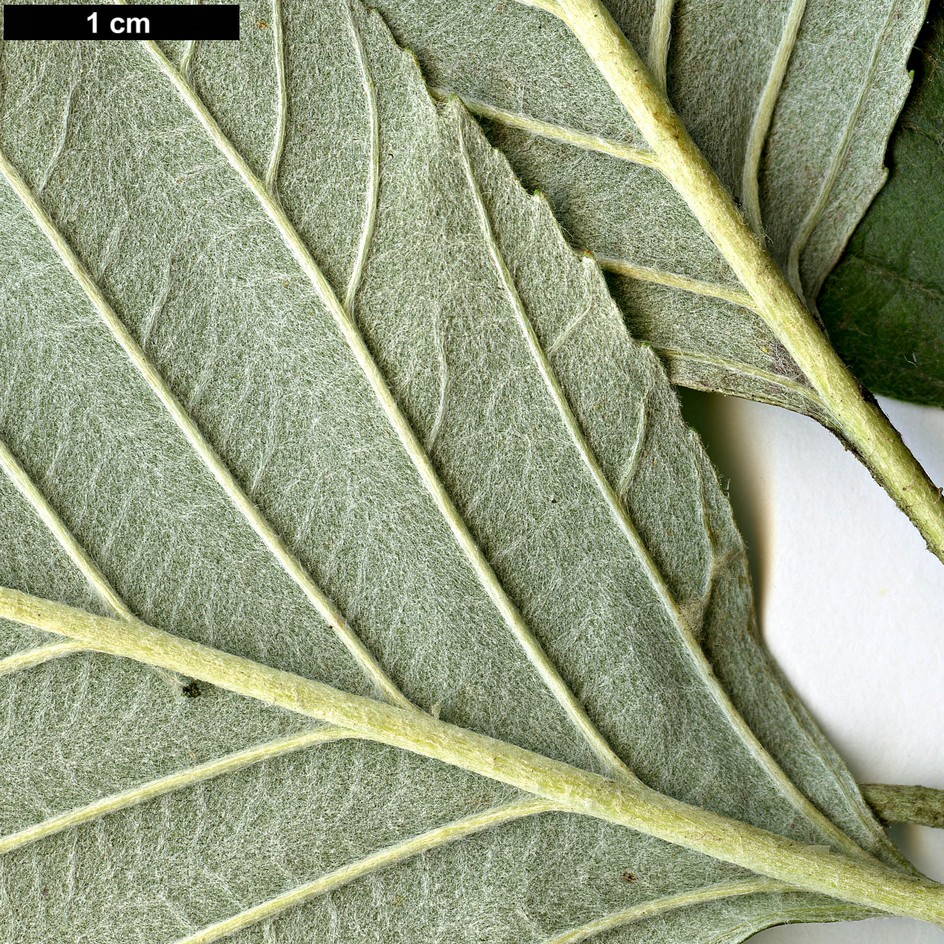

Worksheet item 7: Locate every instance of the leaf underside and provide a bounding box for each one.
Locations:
[0,2,904,942]
[820,7,944,409]
[374,0,926,420]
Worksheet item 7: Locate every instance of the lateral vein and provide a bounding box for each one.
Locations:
[0,641,83,678]
[264,0,288,193]
[173,799,556,944]
[742,0,808,235]
[596,258,758,310]
[342,0,380,308]
[0,146,410,710]
[0,436,143,677]
[133,31,642,770]
[786,1,898,292]
[652,346,826,414]
[179,40,197,81]
[456,121,638,783]
[0,438,135,620]
[542,879,786,944]
[0,727,352,856]
[648,0,676,93]
[454,122,855,856]
[430,87,660,169]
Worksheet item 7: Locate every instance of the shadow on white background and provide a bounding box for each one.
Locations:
[685,392,944,943]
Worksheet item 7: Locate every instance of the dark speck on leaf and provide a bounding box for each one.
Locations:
[621,871,637,883]
[181,680,201,698]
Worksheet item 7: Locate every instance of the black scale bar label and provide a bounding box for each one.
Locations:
[3,4,240,40]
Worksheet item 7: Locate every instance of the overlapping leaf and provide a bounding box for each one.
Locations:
[0,2,908,941]
[820,7,944,408]
[374,0,925,420]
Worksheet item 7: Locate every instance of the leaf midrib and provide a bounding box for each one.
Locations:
[1,13,864,858]
[3,586,937,928]
[140,21,866,853]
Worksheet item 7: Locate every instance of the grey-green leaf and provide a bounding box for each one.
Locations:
[372,0,925,420]
[0,2,904,942]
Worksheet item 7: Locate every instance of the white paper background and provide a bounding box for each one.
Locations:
[686,393,944,944]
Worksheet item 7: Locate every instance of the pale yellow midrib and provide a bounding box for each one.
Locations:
[174,799,557,944]
[0,147,408,711]
[135,36,632,778]
[4,589,943,926]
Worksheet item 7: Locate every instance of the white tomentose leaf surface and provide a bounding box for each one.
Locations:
[374,0,927,417]
[0,2,926,942]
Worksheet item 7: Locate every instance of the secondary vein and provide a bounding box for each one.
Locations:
[455,121,863,859]
[0,727,352,856]
[0,641,83,677]
[173,799,556,944]
[429,87,660,168]
[785,1,898,292]
[342,0,380,308]
[652,346,827,417]
[648,0,676,93]
[0,145,410,711]
[264,0,288,193]
[133,29,637,775]
[741,0,808,236]
[456,117,637,783]
[519,0,888,868]
[596,257,758,310]
[0,436,156,679]
[0,437,136,620]
[542,879,785,944]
